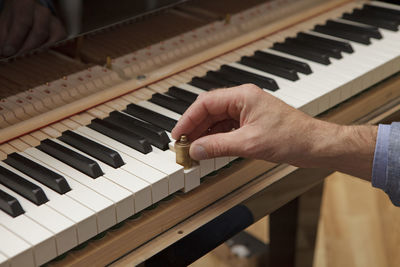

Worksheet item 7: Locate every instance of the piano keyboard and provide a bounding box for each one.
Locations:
[1,1,400,266]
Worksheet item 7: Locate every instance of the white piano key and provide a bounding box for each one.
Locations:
[176,83,207,95]
[24,148,133,223]
[182,166,201,193]
[0,252,9,267]
[51,139,153,210]
[21,150,117,232]
[0,160,97,244]
[215,157,231,170]
[0,225,34,267]
[76,126,185,194]
[152,146,201,193]
[379,30,400,51]
[0,184,76,255]
[137,101,181,121]
[0,210,56,266]
[103,168,152,211]
[198,158,215,177]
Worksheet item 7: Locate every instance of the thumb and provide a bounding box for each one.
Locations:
[190,130,246,160]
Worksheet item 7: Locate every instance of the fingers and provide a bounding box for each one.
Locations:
[2,0,35,56]
[0,1,13,54]
[189,127,250,160]
[45,17,67,45]
[172,86,247,140]
[0,18,9,51]
[19,5,51,53]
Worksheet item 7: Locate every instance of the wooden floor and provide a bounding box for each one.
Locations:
[190,172,400,267]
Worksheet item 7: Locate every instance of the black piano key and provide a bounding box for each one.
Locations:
[313,24,371,45]
[149,93,190,115]
[219,65,279,91]
[105,111,170,150]
[89,118,152,154]
[342,11,399,31]
[272,42,331,65]
[285,37,342,59]
[125,104,177,132]
[202,74,240,87]
[363,3,400,16]
[253,50,313,74]
[167,86,198,104]
[4,153,71,194]
[189,77,224,91]
[58,130,124,168]
[296,32,354,53]
[0,166,48,205]
[118,111,169,140]
[377,0,400,5]
[326,20,382,39]
[205,71,244,88]
[0,189,24,217]
[240,56,299,81]
[38,139,104,178]
[358,6,400,24]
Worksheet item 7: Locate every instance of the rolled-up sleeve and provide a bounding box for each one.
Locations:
[372,122,400,206]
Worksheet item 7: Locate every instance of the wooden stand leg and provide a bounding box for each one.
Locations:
[269,197,299,267]
[269,181,324,267]
[296,182,324,267]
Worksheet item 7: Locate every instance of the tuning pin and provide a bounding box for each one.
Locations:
[175,135,192,169]
[106,56,112,69]
[224,14,231,25]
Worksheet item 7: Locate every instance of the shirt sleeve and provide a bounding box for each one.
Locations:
[372,124,390,190]
[372,123,400,206]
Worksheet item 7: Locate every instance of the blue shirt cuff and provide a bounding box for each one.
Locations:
[372,124,390,190]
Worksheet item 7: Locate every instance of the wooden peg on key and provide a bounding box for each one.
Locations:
[175,135,192,170]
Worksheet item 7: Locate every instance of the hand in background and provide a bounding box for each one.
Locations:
[0,0,66,58]
[172,84,377,179]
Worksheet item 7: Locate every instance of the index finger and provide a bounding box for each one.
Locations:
[2,0,35,56]
[171,86,245,140]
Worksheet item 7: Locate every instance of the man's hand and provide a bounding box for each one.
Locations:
[172,84,377,180]
[0,0,66,58]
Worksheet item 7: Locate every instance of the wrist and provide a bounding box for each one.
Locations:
[299,121,378,179]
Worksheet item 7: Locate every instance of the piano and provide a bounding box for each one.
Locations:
[0,0,400,266]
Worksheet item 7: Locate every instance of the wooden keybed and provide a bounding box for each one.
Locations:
[1,0,399,266]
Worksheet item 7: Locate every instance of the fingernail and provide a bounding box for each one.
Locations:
[192,145,208,160]
[2,46,16,56]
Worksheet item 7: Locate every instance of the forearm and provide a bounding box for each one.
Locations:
[299,120,378,180]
